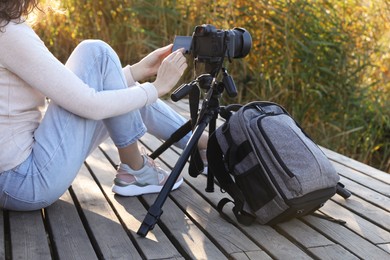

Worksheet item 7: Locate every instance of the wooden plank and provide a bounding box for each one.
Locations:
[165,99,192,119]
[45,191,97,259]
[102,136,268,258]
[0,210,4,259]
[9,210,51,260]
[379,243,390,254]
[225,218,311,259]
[322,146,390,183]
[329,194,390,233]
[139,129,388,255]
[337,176,390,212]
[166,181,267,257]
[85,148,185,259]
[277,218,334,248]
[171,99,389,257]
[230,251,272,259]
[71,164,142,259]
[275,218,360,260]
[98,140,229,259]
[309,244,359,260]
[332,161,390,197]
[142,193,228,259]
[304,215,390,259]
[140,132,312,259]
[181,180,313,259]
[106,196,185,260]
[320,200,390,244]
[98,99,390,259]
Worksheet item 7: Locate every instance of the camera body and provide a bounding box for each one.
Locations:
[173,24,252,63]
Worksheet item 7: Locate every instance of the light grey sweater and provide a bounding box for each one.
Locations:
[0,21,158,172]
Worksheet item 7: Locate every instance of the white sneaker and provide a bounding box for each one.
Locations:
[199,149,208,175]
[112,155,183,196]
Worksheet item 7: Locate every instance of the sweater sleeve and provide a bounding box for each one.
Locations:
[122,65,137,87]
[0,22,158,120]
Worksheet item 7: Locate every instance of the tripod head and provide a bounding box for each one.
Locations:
[171,67,237,102]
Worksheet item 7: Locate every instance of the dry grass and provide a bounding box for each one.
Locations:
[34,0,389,172]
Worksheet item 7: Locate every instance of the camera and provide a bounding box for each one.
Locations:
[173,24,252,63]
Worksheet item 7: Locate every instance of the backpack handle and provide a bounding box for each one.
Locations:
[220,104,242,120]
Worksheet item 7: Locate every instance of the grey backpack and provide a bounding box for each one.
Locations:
[208,101,344,225]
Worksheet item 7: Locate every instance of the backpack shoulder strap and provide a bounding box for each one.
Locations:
[188,87,204,177]
[207,131,256,226]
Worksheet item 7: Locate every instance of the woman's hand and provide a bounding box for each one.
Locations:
[130,44,174,82]
[153,49,188,97]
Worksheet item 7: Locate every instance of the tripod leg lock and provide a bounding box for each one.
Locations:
[137,205,163,237]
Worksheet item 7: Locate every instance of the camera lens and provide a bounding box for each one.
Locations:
[231,28,252,58]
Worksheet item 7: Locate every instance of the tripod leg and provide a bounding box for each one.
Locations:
[137,121,208,237]
[205,115,217,192]
[149,120,192,159]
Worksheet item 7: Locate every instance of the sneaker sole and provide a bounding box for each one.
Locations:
[112,177,184,196]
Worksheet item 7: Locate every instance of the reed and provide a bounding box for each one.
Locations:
[34,0,389,172]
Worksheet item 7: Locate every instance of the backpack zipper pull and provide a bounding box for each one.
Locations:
[255,104,274,115]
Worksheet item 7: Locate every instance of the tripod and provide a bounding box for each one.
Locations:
[136,65,353,237]
[137,64,236,237]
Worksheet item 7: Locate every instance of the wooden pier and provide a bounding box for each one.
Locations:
[1,100,389,259]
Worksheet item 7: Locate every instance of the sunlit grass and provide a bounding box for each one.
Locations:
[33,0,389,172]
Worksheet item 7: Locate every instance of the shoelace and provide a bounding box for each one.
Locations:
[141,147,167,179]
[145,156,165,173]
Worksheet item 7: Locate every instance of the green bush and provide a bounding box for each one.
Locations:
[34,0,389,172]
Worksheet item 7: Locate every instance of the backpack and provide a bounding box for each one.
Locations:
[207,101,341,225]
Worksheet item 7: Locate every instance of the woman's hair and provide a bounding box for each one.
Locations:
[0,0,39,29]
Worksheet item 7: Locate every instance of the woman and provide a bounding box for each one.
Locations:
[0,0,205,211]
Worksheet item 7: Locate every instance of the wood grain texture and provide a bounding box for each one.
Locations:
[1,99,389,259]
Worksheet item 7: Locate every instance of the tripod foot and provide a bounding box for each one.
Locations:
[137,222,153,237]
[137,206,163,237]
[336,182,352,199]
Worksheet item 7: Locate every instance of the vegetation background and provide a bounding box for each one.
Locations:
[33,0,389,173]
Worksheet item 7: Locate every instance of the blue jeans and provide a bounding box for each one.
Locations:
[0,40,190,211]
